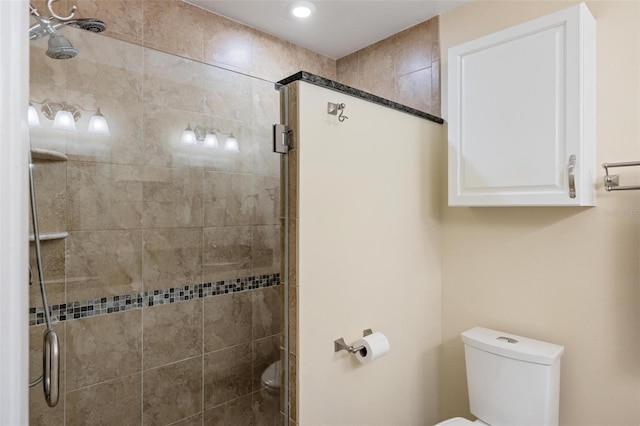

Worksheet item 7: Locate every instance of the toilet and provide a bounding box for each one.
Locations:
[437,327,565,426]
[261,360,281,397]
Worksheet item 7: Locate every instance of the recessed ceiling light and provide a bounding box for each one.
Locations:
[290,1,315,18]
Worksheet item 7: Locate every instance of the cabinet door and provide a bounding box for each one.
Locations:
[448,3,595,206]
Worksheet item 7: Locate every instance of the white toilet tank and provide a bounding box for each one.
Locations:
[462,327,565,426]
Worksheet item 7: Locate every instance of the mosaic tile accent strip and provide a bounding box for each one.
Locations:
[29,273,280,326]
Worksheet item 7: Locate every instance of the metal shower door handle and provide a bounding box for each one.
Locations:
[43,329,60,407]
[568,155,576,199]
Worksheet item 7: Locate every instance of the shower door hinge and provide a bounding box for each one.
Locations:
[273,124,291,154]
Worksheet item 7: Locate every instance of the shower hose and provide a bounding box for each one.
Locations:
[27,142,60,408]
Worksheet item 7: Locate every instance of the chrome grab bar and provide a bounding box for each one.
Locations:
[43,329,60,407]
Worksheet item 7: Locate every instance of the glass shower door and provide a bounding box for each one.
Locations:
[28,23,287,425]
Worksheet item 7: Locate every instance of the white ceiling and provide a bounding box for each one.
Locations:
[186,0,467,59]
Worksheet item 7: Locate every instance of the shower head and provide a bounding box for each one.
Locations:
[30,15,78,59]
[46,32,79,59]
[71,18,107,33]
[29,4,107,59]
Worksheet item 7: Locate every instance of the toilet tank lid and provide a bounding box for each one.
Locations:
[461,327,565,365]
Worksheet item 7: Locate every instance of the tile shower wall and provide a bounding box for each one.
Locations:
[27,1,336,424]
[336,17,441,117]
[70,0,337,82]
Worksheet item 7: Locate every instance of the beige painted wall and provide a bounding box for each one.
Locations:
[295,81,443,425]
[440,1,640,425]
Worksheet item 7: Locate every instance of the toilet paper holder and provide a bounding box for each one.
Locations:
[334,329,373,354]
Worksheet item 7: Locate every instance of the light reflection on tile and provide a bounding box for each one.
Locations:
[142,228,203,291]
[397,68,432,113]
[29,239,66,309]
[203,13,254,72]
[253,225,281,277]
[66,27,144,165]
[67,161,143,231]
[29,156,66,234]
[203,65,252,121]
[66,230,143,301]
[142,166,203,228]
[251,31,298,82]
[204,226,252,282]
[203,172,255,227]
[254,175,280,225]
[143,48,204,115]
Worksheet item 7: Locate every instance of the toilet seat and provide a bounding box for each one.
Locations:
[435,417,488,426]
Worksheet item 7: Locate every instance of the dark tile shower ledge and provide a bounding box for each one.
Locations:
[277,71,444,125]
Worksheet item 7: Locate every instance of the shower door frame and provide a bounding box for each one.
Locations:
[0,0,30,423]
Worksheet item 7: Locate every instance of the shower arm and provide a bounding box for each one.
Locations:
[29,1,74,40]
[29,4,41,17]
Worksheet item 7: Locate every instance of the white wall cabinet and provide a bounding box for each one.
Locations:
[448,3,596,206]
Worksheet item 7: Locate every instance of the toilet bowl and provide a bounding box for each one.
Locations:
[261,360,281,395]
[436,327,564,426]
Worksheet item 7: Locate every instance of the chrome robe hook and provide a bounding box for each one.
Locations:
[328,102,349,122]
[47,0,77,21]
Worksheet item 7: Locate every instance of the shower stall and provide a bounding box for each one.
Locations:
[26,2,288,424]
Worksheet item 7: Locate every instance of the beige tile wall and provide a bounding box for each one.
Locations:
[81,0,336,82]
[336,17,441,117]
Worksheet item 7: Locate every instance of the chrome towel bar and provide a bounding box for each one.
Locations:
[603,161,640,191]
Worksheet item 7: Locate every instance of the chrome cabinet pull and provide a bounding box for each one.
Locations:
[568,155,576,198]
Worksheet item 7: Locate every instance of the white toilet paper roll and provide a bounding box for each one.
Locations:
[354,332,390,364]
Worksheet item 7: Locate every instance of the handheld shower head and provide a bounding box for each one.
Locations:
[46,32,79,59]
[72,18,107,33]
